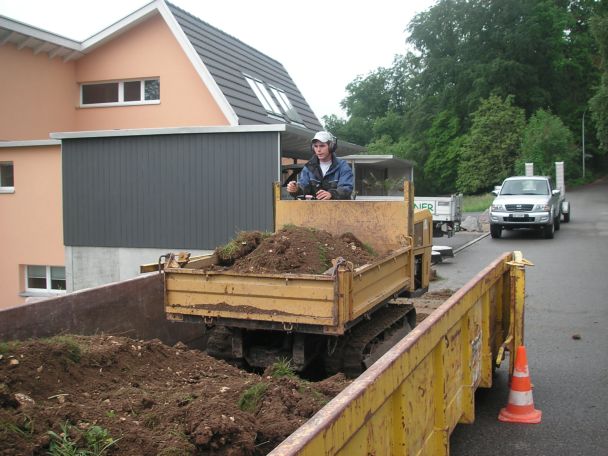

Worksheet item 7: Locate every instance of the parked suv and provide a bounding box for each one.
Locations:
[489,176,562,239]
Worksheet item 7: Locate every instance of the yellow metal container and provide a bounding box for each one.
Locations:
[268,251,527,456]
[164,245,413,335]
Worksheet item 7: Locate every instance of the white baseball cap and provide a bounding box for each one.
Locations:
[312,131,334,143]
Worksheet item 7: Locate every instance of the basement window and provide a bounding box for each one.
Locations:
[81,78,160,107]
[0,162,14,193]
[25,265,66,293]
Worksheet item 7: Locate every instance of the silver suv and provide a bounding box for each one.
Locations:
[489,176,562,239]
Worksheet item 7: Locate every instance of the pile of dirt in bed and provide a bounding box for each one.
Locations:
[214,225,379,274]
[0,335,351,456]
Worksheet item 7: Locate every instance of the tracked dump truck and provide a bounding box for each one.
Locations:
[151,182,433,377]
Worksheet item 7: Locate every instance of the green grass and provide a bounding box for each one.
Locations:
[462,193,495,212]
[216,238,242,259]
[238,383,268,413]
[47,422,120,456]
[1,415,34,440]
[267,358,297,379]
[0,341,20,355]
[40,335,85,363]
[1,336,84,363]
[361,243,376,255]
[317,243,330,270]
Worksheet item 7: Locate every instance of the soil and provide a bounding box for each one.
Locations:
[213,226,378,274]
[0,228,448,456]
[0,335,351,456]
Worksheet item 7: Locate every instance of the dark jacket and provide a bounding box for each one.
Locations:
[294,154,354,200]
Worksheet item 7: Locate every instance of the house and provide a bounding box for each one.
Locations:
[0,0,364,309]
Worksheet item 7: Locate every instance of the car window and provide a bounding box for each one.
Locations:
[500,179,548,195]
[500,180,521,195]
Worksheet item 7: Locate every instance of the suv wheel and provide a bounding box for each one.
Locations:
[490,224,502,239]
[554,213,561,231]
[543,221,555,239]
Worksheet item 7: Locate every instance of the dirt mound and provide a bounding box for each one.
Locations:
[215,225,377,275]
[0,335,351,455]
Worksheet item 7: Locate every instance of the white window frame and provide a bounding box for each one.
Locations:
[244,75,282,116]
[80,78,160,108]
[269,86,305,126]
[0,161,15,194]
[24,265,66,295]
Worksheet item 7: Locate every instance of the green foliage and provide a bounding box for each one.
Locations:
[517,109,578,178]
[456,96,526,193]
[324,0,604,192]
[590,14,608,155]
[423,110,462,193]
[267,358,296,379]
[47,422,120,456]
[357,170,406,196]
[40,336,85,363]
[0,341,20,355]
[462,194,495,213]
[238,383,268,413]
[1,415,34,440]
[317,243,329,270]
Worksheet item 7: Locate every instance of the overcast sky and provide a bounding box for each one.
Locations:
[0,0,436,121]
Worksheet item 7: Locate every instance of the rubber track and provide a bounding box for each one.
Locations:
[324,304,414,378]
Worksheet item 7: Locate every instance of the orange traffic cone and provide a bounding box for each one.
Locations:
[498,345,542,424]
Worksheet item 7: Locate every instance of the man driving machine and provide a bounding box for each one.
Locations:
[286,131,353,200]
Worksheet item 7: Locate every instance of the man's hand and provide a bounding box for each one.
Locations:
[316,189,332,200]
[287,181,298,193]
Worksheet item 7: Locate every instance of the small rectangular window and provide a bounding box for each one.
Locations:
[26,265,66,293]
[27,265,47,289]
[82,83,119,104]
[124,81,141,102]
[50,266,66,290]
[145,79,160,100]
[0,162,14,192]
[81,79,160,106]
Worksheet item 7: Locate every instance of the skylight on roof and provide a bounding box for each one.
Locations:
[244,75,304,125]
[245,76,281,115]
[270,87,304,124]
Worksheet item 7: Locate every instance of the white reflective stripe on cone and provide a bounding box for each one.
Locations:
[508,390,534,406]
[513,366,530,377]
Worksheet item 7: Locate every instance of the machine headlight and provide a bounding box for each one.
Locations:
[491,203,504,211]
[534,203,551,211]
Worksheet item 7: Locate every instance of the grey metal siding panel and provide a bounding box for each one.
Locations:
[62,132,278,249]
[167,3,323,130]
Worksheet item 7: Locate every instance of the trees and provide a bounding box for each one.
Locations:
[456,96,525,194]
[589,14,608,155]
[324,0,604,193]
[423,110,461,194]
[517,109,577,178]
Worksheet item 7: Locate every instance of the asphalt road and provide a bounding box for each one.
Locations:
[432,177,608,455]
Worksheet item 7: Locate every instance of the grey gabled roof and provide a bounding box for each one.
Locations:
[166,2,323,131]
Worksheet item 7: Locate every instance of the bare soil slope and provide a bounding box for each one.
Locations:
[0,335,351,456]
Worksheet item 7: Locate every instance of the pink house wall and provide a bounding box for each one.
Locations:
[0,46,77,141]
[0,10,231,308]
[0,145,64,308]
[75,14,228,130]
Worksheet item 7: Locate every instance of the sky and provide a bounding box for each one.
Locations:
[0,0,436,120]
